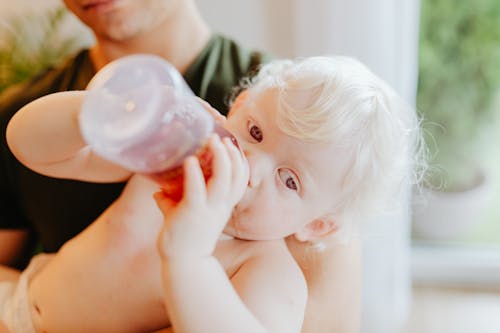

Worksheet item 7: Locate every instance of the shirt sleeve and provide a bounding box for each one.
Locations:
[0,50,93,230]
[0,84,33,229]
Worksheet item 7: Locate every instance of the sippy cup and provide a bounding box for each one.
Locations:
[79,54,236,201]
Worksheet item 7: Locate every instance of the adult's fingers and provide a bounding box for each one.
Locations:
[206,135,231,202]
[182,155,207,206]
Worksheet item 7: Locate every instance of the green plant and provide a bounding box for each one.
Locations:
[0,6,84,92]
[417,0,500,191]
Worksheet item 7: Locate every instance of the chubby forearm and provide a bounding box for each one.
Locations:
[161,257,267,333]
[6,91,131,182]
[7,91,87,167]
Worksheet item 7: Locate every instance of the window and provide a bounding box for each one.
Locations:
[412,0,500,288]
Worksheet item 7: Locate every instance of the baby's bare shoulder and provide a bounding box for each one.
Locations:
[230,240,307,332]
[244,240,304,278]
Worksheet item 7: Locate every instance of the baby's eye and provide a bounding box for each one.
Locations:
[247,120,263,142]
[278,169,299,191]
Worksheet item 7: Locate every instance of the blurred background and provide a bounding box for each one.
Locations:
[1,1,499,332]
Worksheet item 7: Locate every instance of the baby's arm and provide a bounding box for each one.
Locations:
[227,246,307,332]
[162,242,306,333]
[6,91,131,182]
[154,135,306,333]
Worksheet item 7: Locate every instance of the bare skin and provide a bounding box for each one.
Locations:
[1,1,362,332]
[24,174,360,333]
[0,0,211,269]
[28,175,303,333]
[4,71,362,333]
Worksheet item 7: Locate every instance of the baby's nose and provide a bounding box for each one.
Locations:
[246,153,272,189]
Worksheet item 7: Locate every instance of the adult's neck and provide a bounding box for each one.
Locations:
[89,4,211,74]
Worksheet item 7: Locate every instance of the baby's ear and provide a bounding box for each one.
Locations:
[294,216,338,242]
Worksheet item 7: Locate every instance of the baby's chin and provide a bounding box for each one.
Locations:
[222,224,252,241]
[224,207,291,241]
[223,222,285,242]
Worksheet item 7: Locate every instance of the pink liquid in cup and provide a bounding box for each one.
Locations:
[79,55,238,201]
[129,123,237,202]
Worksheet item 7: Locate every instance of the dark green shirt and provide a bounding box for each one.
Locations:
[0,34,271,256]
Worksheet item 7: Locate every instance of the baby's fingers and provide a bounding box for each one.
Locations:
[223,137,248,200]
[182,155,207,206]
[206,135,231,201]
[153,191,176,214]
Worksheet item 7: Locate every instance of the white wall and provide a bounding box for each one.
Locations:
[197,0,420,104]
[197,0,294,58]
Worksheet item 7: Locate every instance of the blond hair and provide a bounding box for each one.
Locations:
[233,56,426,226]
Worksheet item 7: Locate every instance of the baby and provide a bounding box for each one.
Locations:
[2,56,422,333]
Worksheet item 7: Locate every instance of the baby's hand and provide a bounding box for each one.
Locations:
[154,134,248,260]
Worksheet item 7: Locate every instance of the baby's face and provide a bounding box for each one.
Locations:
[223,89,352,241]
